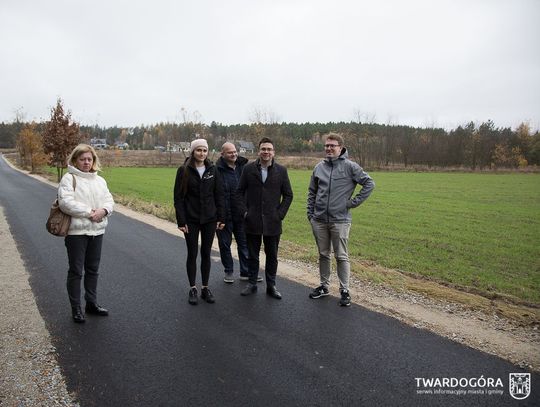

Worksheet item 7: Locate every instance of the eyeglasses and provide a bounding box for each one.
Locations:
[324,144,340,148]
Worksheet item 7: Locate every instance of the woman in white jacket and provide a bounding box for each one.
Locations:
[58,144,114,323]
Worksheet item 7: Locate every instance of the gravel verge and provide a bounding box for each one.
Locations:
[0,207,79,406]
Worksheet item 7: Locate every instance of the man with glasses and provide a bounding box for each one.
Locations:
[236,137,293,299]
[307,132,375,306]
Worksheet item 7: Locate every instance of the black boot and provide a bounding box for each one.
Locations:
[85,302,109,316]
[241,284,258,296]
[266,286,282,300]
[72,306,85,323]
[201,287,215,303]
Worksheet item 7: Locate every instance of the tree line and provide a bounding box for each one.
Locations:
[2,100,539,171]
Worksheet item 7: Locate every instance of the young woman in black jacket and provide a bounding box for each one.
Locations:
[173,139,225,305]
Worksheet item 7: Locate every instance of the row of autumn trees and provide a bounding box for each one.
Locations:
[75,119,539,169]
[14,99,81,181]
[2,99,539,172]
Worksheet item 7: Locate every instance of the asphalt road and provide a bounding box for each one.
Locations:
[0,155,538,407]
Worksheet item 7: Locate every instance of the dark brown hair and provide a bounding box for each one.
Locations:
[258,137,273,148]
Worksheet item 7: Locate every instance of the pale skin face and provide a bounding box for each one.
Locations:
[221,142,238,167]
[178,146,225,235]
[258,142,275,167]
[324,138,342,158]
[74,151,107,222]
[75,151,93,173]
[192,147,208,166]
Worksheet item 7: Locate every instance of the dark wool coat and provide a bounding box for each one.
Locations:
[235,158,293,236]
[173,160,225,227]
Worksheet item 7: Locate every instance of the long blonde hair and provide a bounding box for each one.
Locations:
[67,144,102,172]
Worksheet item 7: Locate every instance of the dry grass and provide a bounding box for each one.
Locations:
[279,240,540,326]
[112,193,176,222]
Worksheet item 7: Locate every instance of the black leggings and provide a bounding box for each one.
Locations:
[184,222,216,287]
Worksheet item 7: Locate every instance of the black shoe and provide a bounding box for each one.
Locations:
[266,286,282,300]
[72,306,85,323]
[201,287,215,304]
[241,284,257,296]
[85,303,109,316]
[188,287,198,305]
[339,290,351,307]
[309,285,329,299]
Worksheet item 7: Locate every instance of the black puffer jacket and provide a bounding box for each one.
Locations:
[173,160,225,226]
[235,159,293,236]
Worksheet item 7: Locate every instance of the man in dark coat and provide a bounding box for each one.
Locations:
[215,142,254,284]
[236,137,293,299]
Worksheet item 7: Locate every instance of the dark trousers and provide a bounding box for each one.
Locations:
[65,234,103,307]
[217,218,249,276]
[246,234,280,286]
[184,222,216,287]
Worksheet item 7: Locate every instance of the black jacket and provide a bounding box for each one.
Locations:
[216,155,248,222]
[235,158,293,236]
[173,160,225,226]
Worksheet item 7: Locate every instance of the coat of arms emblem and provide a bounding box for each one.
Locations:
[509,373,531,400]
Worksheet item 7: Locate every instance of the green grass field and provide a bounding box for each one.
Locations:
[100,168,540,303]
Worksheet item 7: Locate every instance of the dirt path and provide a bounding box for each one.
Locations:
[1,164,538,404]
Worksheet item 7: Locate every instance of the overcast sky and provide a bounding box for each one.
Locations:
[1,0,539,130]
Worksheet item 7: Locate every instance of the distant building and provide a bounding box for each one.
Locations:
[90,138,108,150]
[114,141,129,150]
[236,140,255,154]
[167,142,191,152]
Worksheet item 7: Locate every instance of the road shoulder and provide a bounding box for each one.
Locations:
[0,207,79,406]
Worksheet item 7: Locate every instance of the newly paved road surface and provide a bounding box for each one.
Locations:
[0,155,538,406]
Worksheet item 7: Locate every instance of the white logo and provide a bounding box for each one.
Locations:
[509,373,531,400]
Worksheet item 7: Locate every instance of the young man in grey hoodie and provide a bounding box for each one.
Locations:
[306,133,375,306]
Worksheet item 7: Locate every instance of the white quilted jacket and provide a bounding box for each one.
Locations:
[58,165,115,236]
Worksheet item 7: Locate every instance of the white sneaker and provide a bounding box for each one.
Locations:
[223,273,234,284]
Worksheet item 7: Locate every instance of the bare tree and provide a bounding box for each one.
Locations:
[248,105,281,146]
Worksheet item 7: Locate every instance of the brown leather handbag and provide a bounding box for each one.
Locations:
[46,175,76,237]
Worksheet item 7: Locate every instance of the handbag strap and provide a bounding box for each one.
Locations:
[56,173,76,199]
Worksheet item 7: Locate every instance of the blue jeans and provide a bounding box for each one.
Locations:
[217,218,249,276]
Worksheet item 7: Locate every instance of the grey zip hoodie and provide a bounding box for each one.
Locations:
[307,148,374,223]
